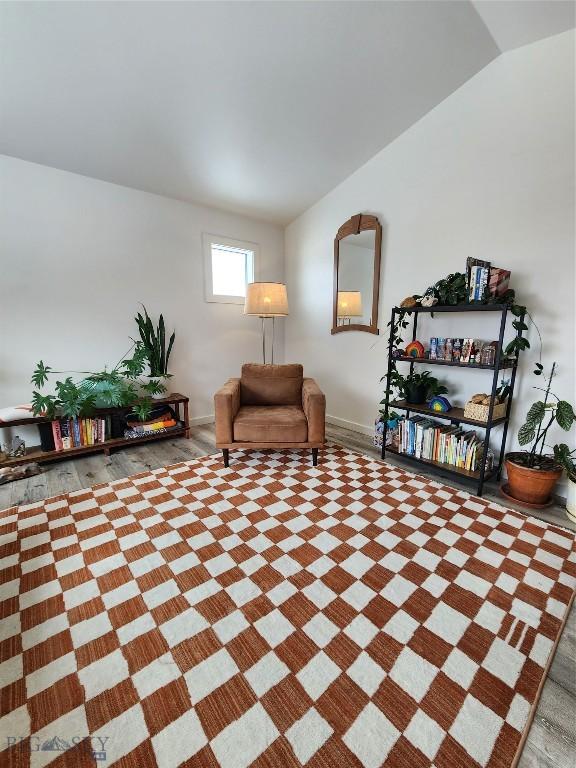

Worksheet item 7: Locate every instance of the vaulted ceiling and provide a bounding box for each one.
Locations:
[1,1,573,224]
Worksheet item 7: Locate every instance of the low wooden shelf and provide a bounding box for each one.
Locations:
[0,393,190,468]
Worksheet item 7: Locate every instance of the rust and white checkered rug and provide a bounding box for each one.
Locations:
[1,445,575,768]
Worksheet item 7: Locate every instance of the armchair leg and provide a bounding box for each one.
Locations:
[312,448,319,466]
[222,449,230,468]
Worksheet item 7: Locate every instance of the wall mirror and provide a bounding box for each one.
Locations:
[331,213,382,335]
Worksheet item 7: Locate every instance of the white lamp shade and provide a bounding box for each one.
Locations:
[244,282,289,317]
[337,291,363,317]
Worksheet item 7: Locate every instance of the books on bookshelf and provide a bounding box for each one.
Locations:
[396,416,493,473]
[51,416,111,451]
[123,406,180,440]
[465,258,511,303]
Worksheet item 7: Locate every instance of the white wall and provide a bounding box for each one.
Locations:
[0,155,284,443]
[285,31,575,482]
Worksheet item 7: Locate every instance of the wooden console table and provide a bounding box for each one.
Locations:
[0,393,190,467]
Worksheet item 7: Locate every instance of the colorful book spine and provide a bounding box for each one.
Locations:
[60,420,71,450]
[73,418,81,447]
[52,421,63,451]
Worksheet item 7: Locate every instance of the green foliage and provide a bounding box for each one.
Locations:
[135,306,176,376]
[556,400,575,431]
[425,272,467,306]
[130,399,153,422]
[30,345,162,423]
[141,379,167,396]
[384,369,447,402]
[553,444,576,481]
[121,343,148,379]
[31,360,52,388]
[517,362,575,467]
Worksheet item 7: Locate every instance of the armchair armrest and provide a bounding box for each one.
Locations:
[214,378,241,445]
[302,378,326,443]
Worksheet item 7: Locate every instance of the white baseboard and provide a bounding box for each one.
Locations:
[326,414,373,437]
[189,414,214,426]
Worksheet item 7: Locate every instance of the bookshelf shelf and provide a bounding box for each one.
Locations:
[381,304,524,497]
[394,356,516,370]
[385,445,496,482]
[0,393,190,468]
[390,400,508,429]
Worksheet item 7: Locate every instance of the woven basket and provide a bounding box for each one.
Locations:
[464,400,507,422]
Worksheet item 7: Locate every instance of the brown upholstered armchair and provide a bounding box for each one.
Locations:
[214,364,325,466]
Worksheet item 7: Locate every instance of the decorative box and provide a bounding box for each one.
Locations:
[463,399,507,422]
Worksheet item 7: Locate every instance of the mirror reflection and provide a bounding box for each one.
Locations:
[336,229,376,326]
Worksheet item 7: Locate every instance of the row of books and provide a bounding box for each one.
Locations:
[397,416,493,472]
[465,258,511,303]
[124,418,179,440]
[52,416,112,451]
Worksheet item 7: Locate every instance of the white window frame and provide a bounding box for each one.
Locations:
[203,233,259,304]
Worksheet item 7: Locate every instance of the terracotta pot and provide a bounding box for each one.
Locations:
[505,454,562,506]
[566,478,576,524]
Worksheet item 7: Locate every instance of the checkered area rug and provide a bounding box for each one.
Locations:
[1,445,575,768]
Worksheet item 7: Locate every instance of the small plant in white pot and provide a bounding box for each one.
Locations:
[553,444,576,523]
[134,306,176,399]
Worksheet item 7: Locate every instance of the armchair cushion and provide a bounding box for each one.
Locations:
[214,378,241,444]
[240,363,303,406]
[233,405,308,443]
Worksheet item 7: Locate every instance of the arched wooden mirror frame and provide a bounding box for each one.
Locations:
[331,213,382,335]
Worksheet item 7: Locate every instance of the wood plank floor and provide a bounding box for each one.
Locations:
[1,422,574,768]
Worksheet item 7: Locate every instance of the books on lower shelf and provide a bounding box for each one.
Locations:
[396,416,493,473]
[124,417,180,440]
[51,416,111,451]
[124,422,181,439]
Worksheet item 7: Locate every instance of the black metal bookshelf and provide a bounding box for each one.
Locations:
[380,303,524,497]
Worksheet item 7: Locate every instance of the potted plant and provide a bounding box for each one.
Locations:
[134,306,175,398]
[389,370,448,405]
[30,344,159,449]
[553,443,576,522]
[505,362,575,506]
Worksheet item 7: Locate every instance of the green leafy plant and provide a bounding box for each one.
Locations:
[553,443,576,482]
[517,362,575,469]
[30,345,155,422]
[424,272,467,306]
[135,306,175,377]
[380,369,447,412]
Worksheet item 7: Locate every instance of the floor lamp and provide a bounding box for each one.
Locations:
[244,282,289,364]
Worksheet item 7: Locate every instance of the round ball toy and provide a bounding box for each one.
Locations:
[404,341,425,358]
[428,395,451,412]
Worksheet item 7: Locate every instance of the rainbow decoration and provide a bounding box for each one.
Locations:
[405,341,425,358]
[428,395,452,412]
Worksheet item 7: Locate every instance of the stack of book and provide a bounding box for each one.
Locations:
[397,416,491,473]
[124,407,180,440]
[465,258,512,303]
[51,416,111,451]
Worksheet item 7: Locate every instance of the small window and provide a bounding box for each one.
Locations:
[203,234,258,304]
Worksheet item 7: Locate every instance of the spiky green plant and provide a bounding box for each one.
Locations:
[135,306,175,377]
